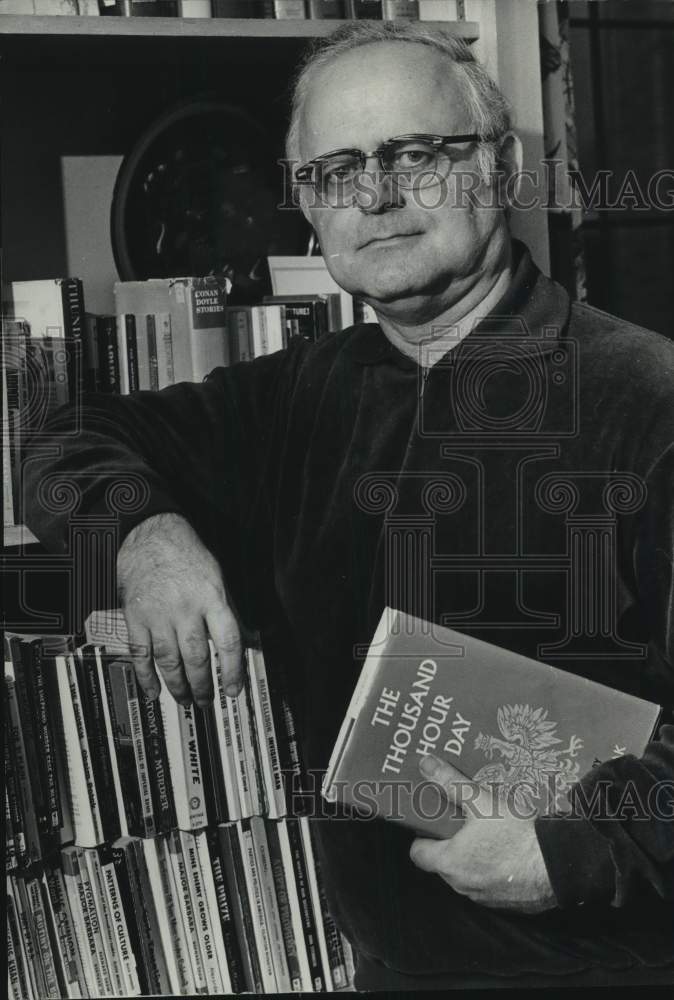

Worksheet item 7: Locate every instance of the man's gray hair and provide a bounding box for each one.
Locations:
[286,20,512,184]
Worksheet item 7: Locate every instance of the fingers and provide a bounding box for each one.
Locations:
[419,753,490,816]
[125,617,160,700]
[152,628,191,706]
[206,605,243,697]
[176,621,213,709]
[409,836,448,874]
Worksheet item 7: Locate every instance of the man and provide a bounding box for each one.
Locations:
[25,21,674,991]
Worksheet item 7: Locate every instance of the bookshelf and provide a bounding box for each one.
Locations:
[0,13,481,39]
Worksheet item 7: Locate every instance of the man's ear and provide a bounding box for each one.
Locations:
[496,131,524,207]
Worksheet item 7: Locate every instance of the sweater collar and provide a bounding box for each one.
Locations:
[345,240,572,368]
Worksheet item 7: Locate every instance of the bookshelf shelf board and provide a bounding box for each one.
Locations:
[4,524,39,547]
[0,14,479,42]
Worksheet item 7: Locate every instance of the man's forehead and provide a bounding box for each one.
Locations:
[299,41,473,159]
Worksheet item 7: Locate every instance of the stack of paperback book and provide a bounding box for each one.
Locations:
[5,619,355,997]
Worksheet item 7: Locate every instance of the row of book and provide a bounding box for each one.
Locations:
[5,621,305,867]
[3,274,340,528]
[2,1,456,22]
[7,818,354,997]
[5,621,355,995]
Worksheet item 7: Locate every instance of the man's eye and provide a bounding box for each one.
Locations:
[391,147,436,170]
[322,161,359,185]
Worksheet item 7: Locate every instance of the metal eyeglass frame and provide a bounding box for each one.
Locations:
[294,132,483,193]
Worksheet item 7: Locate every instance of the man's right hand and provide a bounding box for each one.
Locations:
[116,512,243,708]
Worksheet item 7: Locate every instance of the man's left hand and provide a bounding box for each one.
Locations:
[409,754,558,914]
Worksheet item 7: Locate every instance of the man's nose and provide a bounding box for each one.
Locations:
[353,155,405,214]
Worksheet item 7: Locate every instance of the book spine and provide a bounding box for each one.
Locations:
[154,836,195,995]
[7,899,24,1000]
[9,639,48,835]
[145,314,160,390]
[273,0,307,15]
[30,643,61,833]
[121,661,156,837]
[96,649,143,837]
[268,819,310,991]
[140,690,175,833]
[25,875,61,999]
[158,685,192,831]
[5,663,42,861]
[210,642,241,821]
[111,839,149,995]
[194,830,233,993]
[382,0,418,17]
[227,689,254,817]
[97,315,120,394]
[184,275,230,382]
[4,699,27,863]
[124,314,139,392]
[250,816,292,991]
[193,702,223,827]
[83,848,126,996]
[98,846,141,996]
[64,654,104,846]
[242,670,266,815]
[93,646,124,840]
[179,830,225,993]
[180,701,208,829]
[167,829,208,993]
[134,311,151,390]
[250,305,270,357]
[44,664,74,848]
[59,277,85,399]
[316,862,347,989]
[226,307,254,364]
[218,823,263,993]
[299,817,334,991]
[127,838,171,994]
[7,878,37,1000]
[205,827,247,993]
[83,313,100,394]
[156,311,175,387]
[264,303,286,353]
[248,648,286,818]
[238,821,278,992]
[78,848,115,995]
[307,0,344,16]
[43,865,89,999]
[5,786,16,870]
[13,875,45,999]
[140,838,183,994]
[61,847,106,997]
[285,817,326,990]
[346,0,382,15]
[76,647,120,841]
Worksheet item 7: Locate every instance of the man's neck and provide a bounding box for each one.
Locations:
[376,264,513,367]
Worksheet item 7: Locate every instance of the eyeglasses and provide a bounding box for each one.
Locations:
[294,132,483,205]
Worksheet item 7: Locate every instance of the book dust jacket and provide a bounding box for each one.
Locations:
[323,608,661,838]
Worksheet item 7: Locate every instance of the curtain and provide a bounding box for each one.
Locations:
[539,0,587,301]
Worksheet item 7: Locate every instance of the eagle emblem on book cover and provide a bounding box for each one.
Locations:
[473,704,583,812]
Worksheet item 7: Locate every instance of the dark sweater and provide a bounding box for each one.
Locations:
[24,243,674,981]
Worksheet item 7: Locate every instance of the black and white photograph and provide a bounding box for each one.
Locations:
[2,0,673,995]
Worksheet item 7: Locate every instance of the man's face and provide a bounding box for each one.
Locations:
[299,42,508,321]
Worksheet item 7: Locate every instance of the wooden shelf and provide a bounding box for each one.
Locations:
[0,14,479,42]
[4,524,39,547]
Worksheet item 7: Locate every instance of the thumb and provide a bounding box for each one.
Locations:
[419,753,491,819]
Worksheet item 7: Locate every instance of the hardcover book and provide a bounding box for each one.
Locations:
[322,607,662,838]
